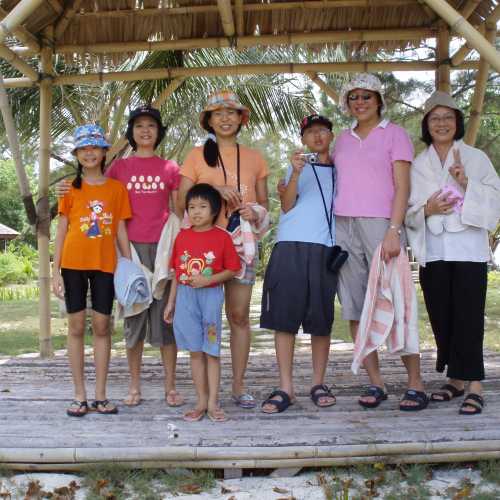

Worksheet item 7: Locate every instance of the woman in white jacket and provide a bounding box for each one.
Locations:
[406,91,500,415]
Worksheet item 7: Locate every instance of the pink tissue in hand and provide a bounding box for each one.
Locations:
[440,184,464,213]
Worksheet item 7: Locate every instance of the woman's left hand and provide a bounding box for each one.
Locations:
[449,149,468,189]
[381,228,401,262]
[239,203,257,222]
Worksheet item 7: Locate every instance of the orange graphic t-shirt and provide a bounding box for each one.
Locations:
[58,179,132,273]
[181,144,269,226]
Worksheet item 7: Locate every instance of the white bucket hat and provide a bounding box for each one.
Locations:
[339,73,387,115]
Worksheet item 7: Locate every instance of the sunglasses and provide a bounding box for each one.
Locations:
[348,93,374,101]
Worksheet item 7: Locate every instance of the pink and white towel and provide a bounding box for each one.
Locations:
[351,244,419,374]
[229,204,269,279]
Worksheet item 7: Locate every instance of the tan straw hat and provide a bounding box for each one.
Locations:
[199,90,250,130]
[423,91,460,116]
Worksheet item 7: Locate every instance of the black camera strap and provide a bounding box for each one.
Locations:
[311,164,335,245]
[217,144,240,218]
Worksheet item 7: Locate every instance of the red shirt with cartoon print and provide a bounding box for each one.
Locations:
[170,227,240,286]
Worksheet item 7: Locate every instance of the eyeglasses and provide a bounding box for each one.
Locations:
[428,114,456,124]
[348,94,374,101]
[303,127,331,136]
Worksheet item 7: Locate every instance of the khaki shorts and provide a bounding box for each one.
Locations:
[335,216,406,321]
[123,242,175,349]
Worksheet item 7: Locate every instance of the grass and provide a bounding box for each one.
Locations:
[1,272,499,356]
[81,465,215,499]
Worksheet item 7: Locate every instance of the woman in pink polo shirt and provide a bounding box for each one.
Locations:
[333,73,427,411]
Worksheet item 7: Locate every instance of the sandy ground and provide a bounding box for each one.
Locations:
[1,467,498,499]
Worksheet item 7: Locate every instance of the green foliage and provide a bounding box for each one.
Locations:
[0,252,35,286]
[0,285,39,301]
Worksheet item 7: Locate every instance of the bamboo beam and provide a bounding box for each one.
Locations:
[37,42,54,359]
[217,0,235,38]
[436,24,450,93]
[0,0,44,44]
[464,23,496,146]
[0,7,40,52]
[451,5,500,67]
[54,0,83,41]
[459,0,481,20]
[0,43,38,80]
[106,77,185,162]
[76,0,418,18]
[1,61,481,89]
[47,0,64,15]
[55,27,437,55]
[422,0,500,73]
[234,0,244,37]
[306,72,339,103]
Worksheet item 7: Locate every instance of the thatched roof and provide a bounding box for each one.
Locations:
[1,0,497,62]
[0,223,19,239]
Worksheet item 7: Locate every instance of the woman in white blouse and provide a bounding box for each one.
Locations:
[406,91,500,415]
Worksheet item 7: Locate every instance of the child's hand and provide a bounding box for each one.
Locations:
[52,273,65,299]
[188,274,212,288]
[163,302,175,323]
[290,150,306,176]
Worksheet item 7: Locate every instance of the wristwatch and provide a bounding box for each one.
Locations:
[388,224,402,235]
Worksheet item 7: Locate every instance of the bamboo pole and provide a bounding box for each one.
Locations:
[422,0,500,73]
[436,24,450,93]
[54,0,83,41]
[106,77,185,162]
[217,0,235,38]
[0,7,40,52]
[37,42,54,359]
[464,23,496,146]
[234,0,244,36]
[2,440,500,470]
[1,61,481,89]
[306,72,339,103]
[451,5,500,67]
[75,0,418,18]
[54,27,437,55]
[0,0,45,44]
[47,0,63,15]
[459,0,481,20]
[0,74,37,225]
[0,43,39,80]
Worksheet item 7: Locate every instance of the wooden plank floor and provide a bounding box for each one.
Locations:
[1,348,500,469]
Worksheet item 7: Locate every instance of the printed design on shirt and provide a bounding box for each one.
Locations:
[178,250,215,284]
[78,200,113,238]
[80,200,113,239]
[126,175,165,194]
[207,324,217,344]
[225,171,248,198]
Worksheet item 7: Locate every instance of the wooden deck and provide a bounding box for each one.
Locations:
[1,349,500,471]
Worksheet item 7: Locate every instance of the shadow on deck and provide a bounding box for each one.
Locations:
[1,349,500,471]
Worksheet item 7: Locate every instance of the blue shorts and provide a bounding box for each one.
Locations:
[173,284,224,357]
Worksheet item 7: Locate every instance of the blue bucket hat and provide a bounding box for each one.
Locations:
[72,124,110,155]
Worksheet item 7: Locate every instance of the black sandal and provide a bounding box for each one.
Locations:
[400,389,429,411]
[261,390,293,414]
[310,384,336,408]
[430,384,465,402]
[91,399,118,414]
[459,393,484,415]
[66,400,88,417]
[358,385,388,408]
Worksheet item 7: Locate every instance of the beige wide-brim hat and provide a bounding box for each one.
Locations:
[423,90,461,117]
[199,90,250,130]
[339,73,387,115]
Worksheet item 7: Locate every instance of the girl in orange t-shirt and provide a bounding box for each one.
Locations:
[52,125,132,417]
[178,90,269,409]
